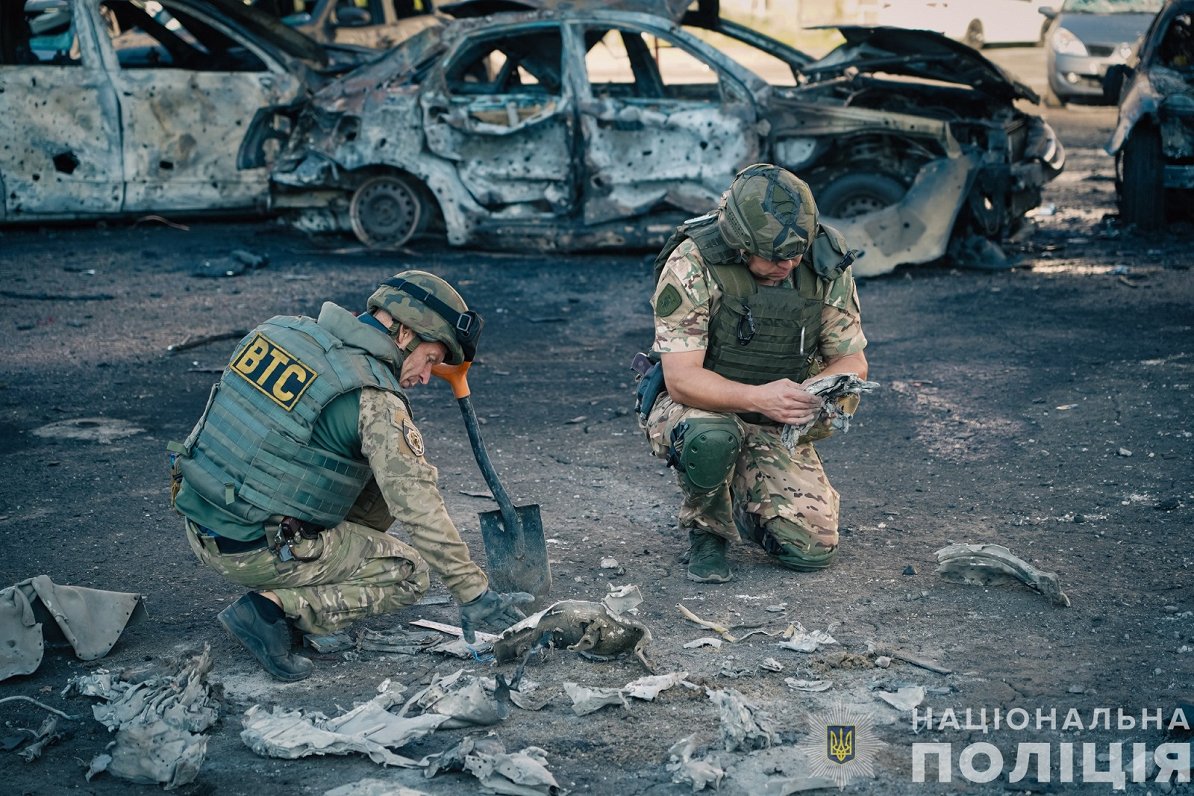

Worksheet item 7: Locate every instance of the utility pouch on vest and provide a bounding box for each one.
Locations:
[631,352,665,425]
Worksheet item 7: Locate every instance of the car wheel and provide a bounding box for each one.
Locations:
[1120,125,1165,230]
[349,174,424,248]
[1043,84,1065,108]
[964,20,984,49]
[813,172,907,219]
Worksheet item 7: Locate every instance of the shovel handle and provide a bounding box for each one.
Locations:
[432,362,471,399]
[432,361,522,543]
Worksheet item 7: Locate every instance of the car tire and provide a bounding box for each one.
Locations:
[1043,84,1065,108]
[964,20,984,49]
[1120,126,1165,231]
[813,172,907,219]
[349,174,424,248]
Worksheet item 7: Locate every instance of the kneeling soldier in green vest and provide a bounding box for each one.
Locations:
[169,270,531,681]
[642,164,870,583]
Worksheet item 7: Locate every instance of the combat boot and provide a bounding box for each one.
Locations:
[218,592,313,682]
[686,530,732,583]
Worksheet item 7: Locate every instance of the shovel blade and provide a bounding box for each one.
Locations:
[479,504,551,600]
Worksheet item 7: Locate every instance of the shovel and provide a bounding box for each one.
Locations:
[432,362,551,600]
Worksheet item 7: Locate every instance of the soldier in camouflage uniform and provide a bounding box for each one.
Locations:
[643,164,869,583]
[170,271,531,680]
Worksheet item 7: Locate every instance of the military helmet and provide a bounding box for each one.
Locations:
[717,164,818,262]
[367,270,483,365]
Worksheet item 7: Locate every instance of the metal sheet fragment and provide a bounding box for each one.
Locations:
[495,599,654,671]
[708,688,777,752]
[935,543,1071,606]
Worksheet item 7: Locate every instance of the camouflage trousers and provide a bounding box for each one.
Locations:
[186,518,430,636]
[644,393,840,561]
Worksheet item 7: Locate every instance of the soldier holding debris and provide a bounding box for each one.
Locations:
[639,164,870,583]
[169,271,531,681]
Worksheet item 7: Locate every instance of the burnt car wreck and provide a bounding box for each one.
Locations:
[0,0,369,224]
[269,9,1065,275]
[1106,0,1194,230]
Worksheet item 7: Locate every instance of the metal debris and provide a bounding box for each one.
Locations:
[759,658,784,673]
[666,734,725,792]
[406,669,507,728]
[240,705,436,767]
[677,603,737,642]
[15,716,64,763]
[684,637,723,650]
[935,543,1072,606]
[781,374,879,452]
[708,688,777,752]
[775,623,839,654]
[563,682,628,716]
[421,735,562,795]
[623,672,694,701]
[324,780,429,796]
[601,584,643,616]
[28,419,147,445]
[72,646,218,790]
[876,685,926,712]
[784,678,833,692]
[494,600,654,672]
[1,576,146,682]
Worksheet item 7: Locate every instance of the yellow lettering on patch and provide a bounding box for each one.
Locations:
[230,333,317,411]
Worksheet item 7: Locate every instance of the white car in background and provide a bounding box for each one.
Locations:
[875,0,1053,47]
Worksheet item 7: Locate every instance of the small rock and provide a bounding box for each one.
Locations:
[599,557,619,569]
[1155,496,1180,511]
[759,658,784,672]
[1067,684,1085,694]
[1117,448,1133,457]
[1163,605,1179,613]
[875,656,892,669]
[1073,513,1086,523]
[764,603,787,613]
[903,565,917,576]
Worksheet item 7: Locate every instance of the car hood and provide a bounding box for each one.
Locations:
[438,0,698,21]
[810,26,1040,103]
[1056,11,1158,45]
[176,0,354,69]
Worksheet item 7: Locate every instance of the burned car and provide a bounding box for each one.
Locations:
[270,10,1065,275]
[0,0,371,223]
[1106,0,1194,229]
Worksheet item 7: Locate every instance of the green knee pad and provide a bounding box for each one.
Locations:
[763,518,838,571]
[672,417,742,492]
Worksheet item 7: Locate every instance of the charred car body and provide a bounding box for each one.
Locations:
[1106,0,1194,229]
[0,0,369,223]
[270,10,1065,274]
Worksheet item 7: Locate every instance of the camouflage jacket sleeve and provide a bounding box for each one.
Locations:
[818,267,868,359]
[652,240,721,354]
[357,387,488,603]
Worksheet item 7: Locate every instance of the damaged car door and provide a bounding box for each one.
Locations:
[420,23,576,216]
[574,21,761,225]
[96,0,306,212]
[0,0,123,218]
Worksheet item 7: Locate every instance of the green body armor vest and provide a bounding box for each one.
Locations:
[175,315,403,527]
[654,214,853,425]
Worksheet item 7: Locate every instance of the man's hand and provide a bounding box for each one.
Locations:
[459,589,535,643]
[749,379,823,426]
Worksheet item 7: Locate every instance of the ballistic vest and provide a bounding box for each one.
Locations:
[175,314,403,527]
[655,214,853,424]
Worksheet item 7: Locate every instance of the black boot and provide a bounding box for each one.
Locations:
[217,593,313,682]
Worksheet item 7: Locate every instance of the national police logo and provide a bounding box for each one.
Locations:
[401,418,425,457]
[231,333,317,412]
[798,702,882,790]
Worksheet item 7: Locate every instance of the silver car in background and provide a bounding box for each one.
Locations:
[1043,0,1162,104]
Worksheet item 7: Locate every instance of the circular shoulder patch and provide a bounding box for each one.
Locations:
[400,417,425,457]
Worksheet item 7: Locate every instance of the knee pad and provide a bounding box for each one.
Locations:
[762,518,838,571]
[671,417,742,493]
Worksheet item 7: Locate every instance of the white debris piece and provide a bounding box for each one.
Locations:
[623,672,692,701]
[422,736,561,795]
[759,658,784,672]
[876,685,926,712]
[324,780,429,796]
[776,623,839,653]
[684,637,723,649]
[667,734,725,792]
[599,557,620,569]
[563,682,628,716]
[784,678,833,692]
[601,583,644,616]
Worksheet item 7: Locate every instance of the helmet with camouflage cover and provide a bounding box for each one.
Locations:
[717,164,818,262]
[367,270,483,365]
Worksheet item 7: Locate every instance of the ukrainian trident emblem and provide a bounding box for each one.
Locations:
[827,724,855,764]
